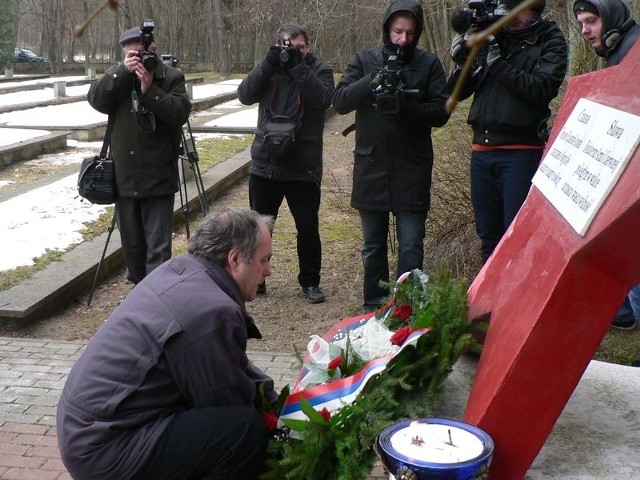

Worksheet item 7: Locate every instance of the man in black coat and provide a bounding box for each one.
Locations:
[238,24,334,304]
[88,24,192,285]
[447,0,567,264]
[332,0,450,312]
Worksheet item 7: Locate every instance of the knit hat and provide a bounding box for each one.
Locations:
[501,0,546,15]
[119,27,141,46]
[573,1,600,16]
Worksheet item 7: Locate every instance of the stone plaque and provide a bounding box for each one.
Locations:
[532,97,640,235]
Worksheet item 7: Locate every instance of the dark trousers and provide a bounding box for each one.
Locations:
[116,195,174,284]
[249,174,321,287]
[133,406,268,480]
[470,149,542,263]
[359,209,427,312]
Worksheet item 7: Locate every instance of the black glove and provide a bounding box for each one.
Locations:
[450,33,469,66]
[265,46,281,68]
[486,35,501,67]
[282,46,302,69]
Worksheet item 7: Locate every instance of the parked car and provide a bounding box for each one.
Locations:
[13,47,47,63]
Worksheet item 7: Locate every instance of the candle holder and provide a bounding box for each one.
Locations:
[376,418,494,480]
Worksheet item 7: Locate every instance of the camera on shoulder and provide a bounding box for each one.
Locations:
[138,19,159,71]
[451,0,508,34]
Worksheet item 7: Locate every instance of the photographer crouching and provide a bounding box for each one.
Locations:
[238,24,334,304]
[446,0,567,264]
[87,21,192,285]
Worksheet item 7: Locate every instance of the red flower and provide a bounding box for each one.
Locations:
[390,326,413,346]
[320,407,331,422]
[393,304,412,321]
[262,411,278,432]
[328,355,342,370]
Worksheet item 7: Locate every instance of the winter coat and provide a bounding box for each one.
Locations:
[237,51,334,183]
[332,0,450,212]
[449,18,567,146]
[87,61,192,197]
[56,253,274,480]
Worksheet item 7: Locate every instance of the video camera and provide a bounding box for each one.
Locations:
[369,52,419,115]
[451,0,508,34]
[138,19,159,71]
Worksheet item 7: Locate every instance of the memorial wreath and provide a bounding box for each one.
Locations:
[257,264,483,480]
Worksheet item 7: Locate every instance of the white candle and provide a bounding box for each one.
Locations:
[389,421,485,464]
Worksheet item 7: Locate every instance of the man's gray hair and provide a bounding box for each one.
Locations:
[188,207,274,266]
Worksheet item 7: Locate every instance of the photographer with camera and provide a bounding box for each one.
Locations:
[447,0,567,264]
[332,0,450,312]
[87,22,192,286]
[238,24,334,304]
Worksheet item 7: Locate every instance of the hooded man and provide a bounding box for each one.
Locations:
[574,0,640,67]
[447,0,568,263]
[332,0,450,312]
[574,0,640,331]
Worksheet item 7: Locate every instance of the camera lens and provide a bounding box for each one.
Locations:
[279,49,289,63]
[140,52,159,71]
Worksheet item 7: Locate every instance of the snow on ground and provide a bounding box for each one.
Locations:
[191,78,241,100]
[0,102,107,127]
[0,80,258,272]
[0,84,90,107]
[0,128,53,147]
[0,175,110,271]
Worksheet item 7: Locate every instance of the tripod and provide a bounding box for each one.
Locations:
[178,118,209,238]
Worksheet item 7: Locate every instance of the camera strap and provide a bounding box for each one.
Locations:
[131,84,157,134]
[268,81,302,123]
[100,114,115,158]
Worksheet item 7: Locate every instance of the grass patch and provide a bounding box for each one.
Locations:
[0,249,64,291]
[80,208,115,241]
[195,135,252,172]
[594,328,640,365]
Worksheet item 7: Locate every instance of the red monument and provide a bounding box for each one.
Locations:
[463,44,640,478]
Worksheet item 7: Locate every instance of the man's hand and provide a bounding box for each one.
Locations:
[124,49,155,93]
[450,33,469,66]
[265,46,281,68]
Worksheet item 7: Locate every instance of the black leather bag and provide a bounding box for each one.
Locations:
[77,115,117,204]
[263,114,299,158]
[78,156,116,204]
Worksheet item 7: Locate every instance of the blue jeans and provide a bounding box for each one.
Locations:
[359,210,427,311]
[615,284,640,324]
[471,149,542,263]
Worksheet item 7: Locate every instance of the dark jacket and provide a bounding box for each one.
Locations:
[56,253,274,480]
[449,17,567,147]
[87,61,192,197]
[237,50,334,183]
[332,0,450,212]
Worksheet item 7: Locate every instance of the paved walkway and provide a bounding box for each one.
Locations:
[0,336,387,479]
